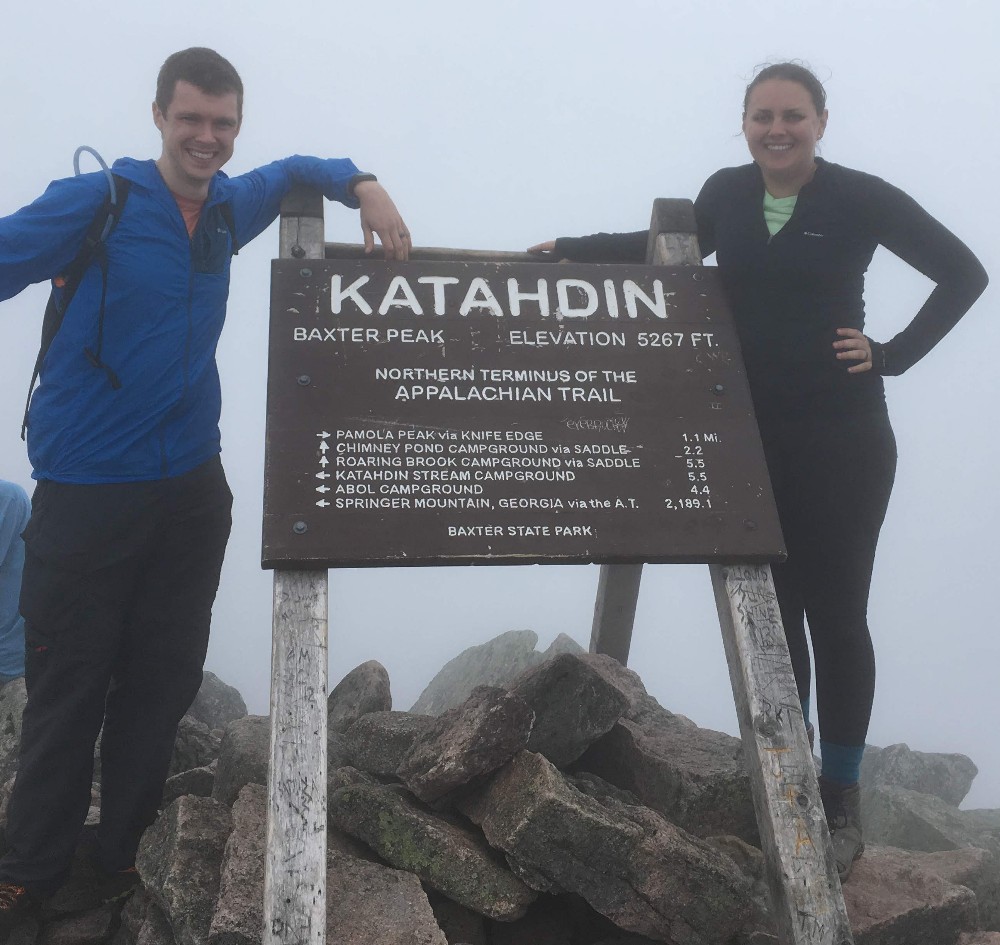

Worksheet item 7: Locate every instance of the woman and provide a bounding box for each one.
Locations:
[529,62,988,881]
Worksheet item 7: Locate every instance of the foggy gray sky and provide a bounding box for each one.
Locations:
[2,0,998,806]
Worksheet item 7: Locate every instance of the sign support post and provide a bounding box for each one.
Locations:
[264,186,329,945]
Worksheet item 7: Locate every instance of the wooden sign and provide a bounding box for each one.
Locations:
[262,259,784,568]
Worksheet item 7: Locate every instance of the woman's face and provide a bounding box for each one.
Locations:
[742,79,828,191]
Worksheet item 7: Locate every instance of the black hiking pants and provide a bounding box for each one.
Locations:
[762,409,897,749]
[0,457,232,889]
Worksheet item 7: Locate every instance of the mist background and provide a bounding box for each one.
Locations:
[1,0,997,805]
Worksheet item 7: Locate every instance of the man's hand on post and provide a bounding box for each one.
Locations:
[355,181,411,261]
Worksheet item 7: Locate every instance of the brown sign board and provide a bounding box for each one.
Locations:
[262,260,784,569]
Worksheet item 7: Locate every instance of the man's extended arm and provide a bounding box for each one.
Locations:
[0,175,109,302]
[221,156,410,259]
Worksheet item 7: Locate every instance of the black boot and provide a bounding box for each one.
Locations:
[819,776,864,882]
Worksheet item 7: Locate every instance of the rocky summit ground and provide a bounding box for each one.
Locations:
[0,631,997,945]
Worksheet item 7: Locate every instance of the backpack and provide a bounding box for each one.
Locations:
[21,155,239,439]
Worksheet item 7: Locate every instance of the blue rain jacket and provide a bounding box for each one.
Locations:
[0,155,362,483]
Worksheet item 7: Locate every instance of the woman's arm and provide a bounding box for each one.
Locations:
[862,178,988,376]
[528,231,648,263]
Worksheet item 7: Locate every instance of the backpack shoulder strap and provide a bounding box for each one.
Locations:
[21,174,131,439]
[218,199,239,255]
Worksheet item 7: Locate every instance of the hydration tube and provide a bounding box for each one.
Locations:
[73,145,119,240]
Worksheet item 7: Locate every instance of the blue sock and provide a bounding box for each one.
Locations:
[820,741,864,785]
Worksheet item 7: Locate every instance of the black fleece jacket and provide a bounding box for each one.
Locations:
[553,160,988,426]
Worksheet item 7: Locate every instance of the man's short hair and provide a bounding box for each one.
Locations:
[156,47,244,120]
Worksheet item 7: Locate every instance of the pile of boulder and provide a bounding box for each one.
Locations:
[0,629,997,945]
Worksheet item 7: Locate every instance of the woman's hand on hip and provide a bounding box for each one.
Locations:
[833,328,873,374]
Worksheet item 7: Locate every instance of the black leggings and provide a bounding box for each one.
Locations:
[762,410,897,748]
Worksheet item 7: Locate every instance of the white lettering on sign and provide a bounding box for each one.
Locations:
[459,278,504,317]
[624,280,668,319]
[555,279,599,319]
[378,276,424,315]
[417,276,460,314]
[330,275,372,314]
[507,278,550,317]
[327,273,675,321]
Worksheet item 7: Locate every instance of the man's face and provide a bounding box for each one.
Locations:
[153,80,241,196]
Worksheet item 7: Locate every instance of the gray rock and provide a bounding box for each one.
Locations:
[327,849,448,945]
[163,765,216,807]
[0,774,14,838]
[112,889,153,945]
[187,672,248,732]
[843,845,979,945]
[575,658,756,845]
[397,687,534,804]
[37,906,117,945]
[705,835,773,932]
[137,795,233,945]
[869,845,1000,933]
[577,710,758,844]
[488,897,576,945]
[410,630,543,715]
[862,743,978,806]
[135,900,179,945]
[568,653,663,721]
[0,678,26,784]
[509,653,629,768]
[959,935,1000,944]
[209,784,266,945]
[567,771,644,809]
[461,750,754,944]
[541,633,586,659]
[329,767,536,921]
[963,808,1000,836]
[5,916,41,945]
[426,891,488,945]
[169,716,221,778]
[864,784,1000,855]
[328,824,385,863]
[328,661,392,735]
[212,716,269,807]
[342,711,435,777]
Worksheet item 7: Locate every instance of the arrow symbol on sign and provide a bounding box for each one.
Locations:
[320,456,329,467]
[316,431,331,438]
[315,471,330,479]
[316,499,330,508]
[319,441,330,453]
[316,485,330,493]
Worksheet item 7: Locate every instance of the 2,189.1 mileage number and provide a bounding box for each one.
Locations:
[664,497,714,510]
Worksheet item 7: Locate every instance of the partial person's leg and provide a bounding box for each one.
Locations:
[795,411,896,757]
[785,410,896,879]
[0,482,150,890]
[97,459,232,872]
[761,429,813,730]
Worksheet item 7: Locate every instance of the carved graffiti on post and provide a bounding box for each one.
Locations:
[263,260,785,568]
[712,563,854,944]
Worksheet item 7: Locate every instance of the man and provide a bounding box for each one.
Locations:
[0,479,29,687]
[0,47,410,923]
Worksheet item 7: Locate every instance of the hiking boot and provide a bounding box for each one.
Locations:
[0,882,39,933]
[819,776,864,882]
[97,866,141,903]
